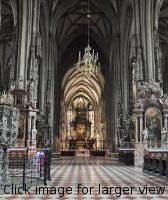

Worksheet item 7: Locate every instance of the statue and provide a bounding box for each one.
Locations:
[31,127,37,140]
[135,98,144,109]
[161,127,168,145]
[75,124,85,140]
[119,137,124,147]
[142,127,148,142]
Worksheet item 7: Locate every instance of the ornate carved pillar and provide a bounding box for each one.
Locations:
[28,116,32,139]
[27,115,32,148]
[133,109,144,142]
[133,108,145,167]
[163,110,168,130]
[139,115,143,142]
[17,2,28,88]
[27,107,38,154]
[135,116,138,142]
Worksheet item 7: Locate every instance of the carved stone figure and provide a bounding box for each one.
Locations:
[161,127,168,144]
[31,127,37,140]
[28,80,37,104]
[142,127,148,141]
[134,98,144,109]
[149,94,157,104]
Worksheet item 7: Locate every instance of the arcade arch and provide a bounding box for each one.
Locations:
[60,65,105,151]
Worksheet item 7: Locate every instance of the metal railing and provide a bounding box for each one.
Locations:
[0,149,51,191]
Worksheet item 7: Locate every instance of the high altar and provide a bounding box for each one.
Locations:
[61,101,96,151]
[70,102,92,150]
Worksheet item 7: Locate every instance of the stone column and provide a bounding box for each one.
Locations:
[133,108,146,167]
[135,117,138,142]
[27,115,32,148]
[134,109,144,142]
[29,116,32,139]
[139,115,143,142]
[162,110,168,148]
[27,108,38,155]
[163,110,168,130]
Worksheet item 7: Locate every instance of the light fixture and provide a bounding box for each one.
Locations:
[76,0,100,79]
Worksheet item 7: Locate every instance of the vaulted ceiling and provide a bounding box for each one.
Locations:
[54,0,114,113]
[62,66,105,110]
[159,0,168,43]
[56,0,112,46]
[0,0,14,43]
[159,0,168,79]
[52,0,117,77]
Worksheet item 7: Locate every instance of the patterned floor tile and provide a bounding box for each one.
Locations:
[0,157,168,199]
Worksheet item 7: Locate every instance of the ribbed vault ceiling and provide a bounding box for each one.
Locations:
[56,0,112,46]
[0,0,14,42]
[159,0,168,75]
[62,66,105,109]
[159,0,168,43]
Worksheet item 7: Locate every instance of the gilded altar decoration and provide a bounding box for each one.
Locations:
[69,101,91,141]
[75,124,86,140]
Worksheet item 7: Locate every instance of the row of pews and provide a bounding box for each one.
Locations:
[90,150,106,156]
[143,148,168,178]
[60,150,106,156]
[60,150,75,156]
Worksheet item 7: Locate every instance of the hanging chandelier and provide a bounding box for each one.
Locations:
[76,0,100,79]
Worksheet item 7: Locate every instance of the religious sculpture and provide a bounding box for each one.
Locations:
[75,123,85,140]
[134,98,144,109]
[31,127,37,140]
[142,127,148,142]
[134,77,168,111]
[161,127,168,145]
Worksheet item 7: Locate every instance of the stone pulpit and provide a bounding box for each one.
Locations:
[0,92,19,187]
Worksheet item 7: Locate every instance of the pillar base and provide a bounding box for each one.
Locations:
[134,142,146,167]
[28,140,37,156]
[161,144,168,148]
[0,149,10,187]
[15,139,22,147]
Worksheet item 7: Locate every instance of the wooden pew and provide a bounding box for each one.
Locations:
[143,148,168,178]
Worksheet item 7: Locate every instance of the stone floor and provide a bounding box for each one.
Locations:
[0,156,168,199]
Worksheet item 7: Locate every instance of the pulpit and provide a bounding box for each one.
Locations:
[0,94,19,187]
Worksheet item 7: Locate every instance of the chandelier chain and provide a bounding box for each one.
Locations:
[76,0,101,79]
[87,0,90,46]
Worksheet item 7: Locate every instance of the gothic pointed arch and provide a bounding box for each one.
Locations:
[60,64,105,150]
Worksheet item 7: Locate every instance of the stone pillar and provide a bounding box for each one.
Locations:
[161,110,168,148]
[27,115,32,147]
[163,110,168,130]
[139,115,143,142]
[133,109,144,142]
[133,109,146,167]
[135,117,138,142]
[27,108,38,155]
[17,2,28,89]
